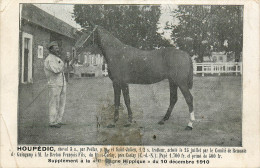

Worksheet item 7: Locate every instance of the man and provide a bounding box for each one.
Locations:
[44,41,66,128]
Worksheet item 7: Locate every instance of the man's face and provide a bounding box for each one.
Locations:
[50,45,60,56]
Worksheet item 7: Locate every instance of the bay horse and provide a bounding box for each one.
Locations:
[92,25,195,130]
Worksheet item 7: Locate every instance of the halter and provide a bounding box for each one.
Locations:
[75,25,98,52]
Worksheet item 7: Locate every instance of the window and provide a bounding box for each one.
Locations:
[219,56,223,62]
[84,55,88,64]
[93,56,97,65]
[72,47,76,59]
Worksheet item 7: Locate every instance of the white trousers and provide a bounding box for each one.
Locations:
[48,85,66,125]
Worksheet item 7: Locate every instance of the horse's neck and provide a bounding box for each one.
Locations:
[97,28,125,57]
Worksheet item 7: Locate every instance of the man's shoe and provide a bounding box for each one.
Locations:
[49,124,61,128]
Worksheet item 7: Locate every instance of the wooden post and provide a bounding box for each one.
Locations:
[194,63,197,74]
[218,64,221,76]
[202,64,204,77]
[211,63,213,74]
[225,63,228,73]
[235,64,238,76]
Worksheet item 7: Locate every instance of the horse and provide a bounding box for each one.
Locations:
[90,25,195,130]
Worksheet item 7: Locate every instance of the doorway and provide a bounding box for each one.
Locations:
[21,32,33,83]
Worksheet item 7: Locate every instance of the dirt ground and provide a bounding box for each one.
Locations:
[18,76,242,146]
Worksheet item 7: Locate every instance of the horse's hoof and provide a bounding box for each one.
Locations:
[158,120,165,125]
[185,126,193,130]
[128,118,132,123]
[124,120,132,127]
[124,123,131,127]
[114,112,119,122]
[107,124,115,128]
[114,117,119,123]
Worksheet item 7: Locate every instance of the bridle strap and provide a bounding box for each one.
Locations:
[71,25,98,65]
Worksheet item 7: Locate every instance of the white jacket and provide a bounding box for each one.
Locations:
[44,54,66,87]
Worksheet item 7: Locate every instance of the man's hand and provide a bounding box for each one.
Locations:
[65,54,71,62]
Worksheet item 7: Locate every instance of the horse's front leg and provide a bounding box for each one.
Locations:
[122,83,132,127]
[113,82,121,123]
[107,82,121,128]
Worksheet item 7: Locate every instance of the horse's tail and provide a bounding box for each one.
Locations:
[188,58,193,89]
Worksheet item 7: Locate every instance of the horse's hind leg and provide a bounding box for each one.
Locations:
[158,80,178,125]
[122,83,132,127]
[179,84,195,130]
[112,82,121,124]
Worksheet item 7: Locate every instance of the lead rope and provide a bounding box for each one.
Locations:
[71,26,98,66]
[62,60,65,92]
[93,30,95,45]
[20,85,47,112]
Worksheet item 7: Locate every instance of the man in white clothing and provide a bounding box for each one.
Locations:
[44,41,66,128]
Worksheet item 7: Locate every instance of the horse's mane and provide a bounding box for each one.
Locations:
[96,26,126,47]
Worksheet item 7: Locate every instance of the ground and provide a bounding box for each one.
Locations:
[18,76,242,146]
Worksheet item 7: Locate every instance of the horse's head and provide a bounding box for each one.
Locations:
[87,21,111,37]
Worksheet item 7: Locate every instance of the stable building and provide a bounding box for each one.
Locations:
[19,4,78,111]
[19,4,78,84]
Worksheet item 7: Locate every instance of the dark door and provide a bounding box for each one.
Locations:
[23,38,30,83]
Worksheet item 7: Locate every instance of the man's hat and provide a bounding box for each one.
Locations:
[48,41,58,49]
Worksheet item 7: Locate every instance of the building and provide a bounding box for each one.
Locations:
[202,52,240,63]
[19,4,78,110]
[211,52,227,62]
[19,4,78,84]
[74,45,107,77]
